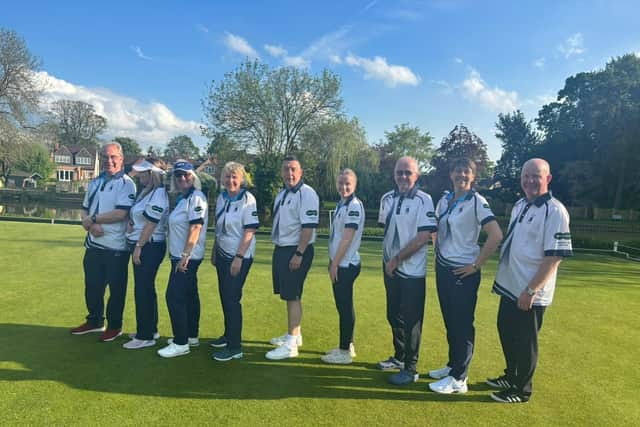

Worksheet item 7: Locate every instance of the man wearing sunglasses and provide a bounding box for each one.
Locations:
[377,156,437,385]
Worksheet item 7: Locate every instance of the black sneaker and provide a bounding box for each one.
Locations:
[490,388,530,403]
[209,336,227,348]
[486,375,513,389]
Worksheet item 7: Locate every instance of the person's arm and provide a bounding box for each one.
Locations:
[517,256,563,311]
[177,224,203,272]
[329,228,355,283]
[230,229,257,276]
[132,220,158,265]
[289,228,314,271]
[454,220,503,278]
[385,230,431,277]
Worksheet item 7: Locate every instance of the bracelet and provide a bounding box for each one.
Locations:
[136,242,144,248]
[472,263,479,270]
[181,252,191,258]
[235,254,244,259]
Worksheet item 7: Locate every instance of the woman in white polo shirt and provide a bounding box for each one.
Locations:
[321,169,365,365]
[157,160,208,358]
[209,162,259,362]
[123,158,169,350]
[428,158,503,394]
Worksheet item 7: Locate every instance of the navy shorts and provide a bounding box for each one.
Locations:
[272,245,314,301]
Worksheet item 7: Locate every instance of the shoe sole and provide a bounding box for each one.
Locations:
[158,349,191,358]
[321,357,352,365]
[100,332,123,342]
[428,384,468,394]
[490,392,528,403]
[213,353,243,361]
[377,364,404,371]
[209,342,228,348]
[71,327,105,335]
[123,341,156,350]
[265,351,299,360]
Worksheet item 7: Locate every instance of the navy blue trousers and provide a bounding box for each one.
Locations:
[166,258,202,345]
[331,263,361,350]
[215,251,253,349]
[132,241,166,340]
[435,261,480,380]
[83,248,130,329]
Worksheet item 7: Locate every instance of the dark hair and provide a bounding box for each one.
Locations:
[283,155,299,163]
[449,157,477,175]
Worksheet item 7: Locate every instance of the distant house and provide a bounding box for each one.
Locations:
[51,145,100,191]
[195,156,218,178]
[5,171,44,189]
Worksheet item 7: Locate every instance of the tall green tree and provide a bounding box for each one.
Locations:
[205,131,247,169]
[16,143,55,181]
[494,110,541,201]
[49,100,107,147]
[164,135,200,160]
[114,136,142,158]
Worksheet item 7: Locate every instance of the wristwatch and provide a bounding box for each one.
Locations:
[295,250,304,257]
[526,287,537,296]
[235,254,244,259]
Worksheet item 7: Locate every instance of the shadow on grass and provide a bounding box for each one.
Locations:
[0,323,491,402]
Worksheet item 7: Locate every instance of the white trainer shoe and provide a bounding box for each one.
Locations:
[265,343,298,360]
[428,365,452,379]
[128,332,160,340]
[157,343,190,358]
[428,376,468,394]
[325,343,356,358]
[167,337,199,347]
[270,334,302,347]
[122,338,156,349]
[321,349,352,364]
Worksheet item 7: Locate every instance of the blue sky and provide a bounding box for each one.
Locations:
[4,0,640,160]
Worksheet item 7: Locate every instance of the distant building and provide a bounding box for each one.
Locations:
[51,145,100,192]
[5,171,44,189]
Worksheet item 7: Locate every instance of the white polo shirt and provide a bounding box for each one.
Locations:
[126,186,169,244]
[168,188,208,260]
[215,189,260,259]
[435,190,497,267]
[493,193,573,306]
[378,186,437,279]
[82,170,136,251]
[271,180,319,247]
[329,194,365,267]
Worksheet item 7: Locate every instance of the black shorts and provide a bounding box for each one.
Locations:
[272,245,314,301]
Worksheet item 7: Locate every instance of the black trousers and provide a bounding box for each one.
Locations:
[83,247,130,329]
[272,245,314,301]
[132,241,166,340]
[383,266,426,373]
[215,251,253,349]
[166,258,202,346]
[331,263,361,350]
[497,296,546,396]
[435,262,480,380]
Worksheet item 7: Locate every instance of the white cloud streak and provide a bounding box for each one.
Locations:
[223,32,259,59]
[461,69,518,112]
[558,33,586,59]
[345,54,420,87]
[34,71,203,148]
[533,57,545,69]
[196,24,209,33]
[264,44,287,58]
[131,46,152,60]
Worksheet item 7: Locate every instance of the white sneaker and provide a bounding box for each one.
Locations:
[157,343,190,358]
[325,343,356,358]
[265,343,298,360]
[167,337,199,347]
[270,334,302,347]
[321,349,352,364]
[122,338,156,349]
[128,332,160,340]
[428,365,452,379]
[428,376,468,394]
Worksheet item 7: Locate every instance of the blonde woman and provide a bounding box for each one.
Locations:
[123,157,169,349]
[209,162,259,361]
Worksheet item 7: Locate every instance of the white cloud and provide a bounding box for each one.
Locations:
[361,1,377,13]
[345,54,420,87]
[223,32,259,59]
[301,26,352,61]
[454,57,463,64]
[533,57,546,69]
[131,46,152,60]
[34,71,203,148]
[196,24,209,33]
[461,69,518,112]
[558,33,586,59]
[283,55,310,68]
[264,44,287,58]
[328,54,342,64]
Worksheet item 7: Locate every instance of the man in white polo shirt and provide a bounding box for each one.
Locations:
[266,155,319,360]
[377,156,437,385]
[71,142,136,342]
[489,158,572,403]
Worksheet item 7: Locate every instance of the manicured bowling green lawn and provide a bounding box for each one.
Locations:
[1,222,638,426]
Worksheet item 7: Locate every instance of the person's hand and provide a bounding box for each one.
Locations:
[329,262,339,283]
[127,222,134,234]
[82,216,93,230]
[230,257,242,277]
[517,290,535,311]
[89,224,104,237]
[453,264,478,278]
[177,255,190,272]
[289,254,302,271]
[133,246,142,265]
[385,256,399,277]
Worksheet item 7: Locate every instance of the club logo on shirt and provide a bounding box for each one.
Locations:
[306,210,318,216]
[482,203,490,209]
[194,206,203,212]
[554,232,572,240]
[527,215,535,223]
[128,194,135,200]
[427,211,435,218]
[251,210,258,216]
[348,211,360,217]
[151,206,164,213]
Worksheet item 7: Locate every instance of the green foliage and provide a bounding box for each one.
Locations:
[49,100,107,148]
[163,135,200,160]
[249,153,282,218]
[114,136,142,158]
[15,143,55,180]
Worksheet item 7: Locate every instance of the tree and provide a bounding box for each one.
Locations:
[114,136,142,158]
[205,131,247,169]
[16,143,55,181]
[49,100,107,147]
[426,124,492,197]
[494,110,541,201]
[164,135,200,160]
[0,28,42,127]
[202,59,342,156]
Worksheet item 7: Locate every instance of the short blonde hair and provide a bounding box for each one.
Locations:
[221,161,253,187]
[337,168,358,186]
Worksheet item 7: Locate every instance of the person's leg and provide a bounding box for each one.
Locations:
[166,259,188,345]
[435,262,455,368]
[497,296,518,382]
[105,250,130,330]
[285,245,314,337]
[216,254,231,339]
[513,305,546,397]
[448,269,481,380]
[185,259,202,339]
[83,249,107,327]
[401,277,426,373]
[225,258,252,349]
[134,242,165,340]
[332,264,359,350]
[384,266,404,361]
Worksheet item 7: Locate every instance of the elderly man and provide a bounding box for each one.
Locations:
[377,156,437,385]
[488,158,572,403]
[266,155,319,360]
[71,142,136,342]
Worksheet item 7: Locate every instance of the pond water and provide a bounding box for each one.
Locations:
[0,201,85,220]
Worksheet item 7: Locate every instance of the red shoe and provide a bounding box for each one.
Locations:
[99,328,122,342]
[71,323,106,335]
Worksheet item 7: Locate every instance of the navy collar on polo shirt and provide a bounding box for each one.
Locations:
[222,188,246,202]
[176,186,195,204]
[285,179,304,193]
[530,192,551,207]
[394,185,419,199]
[340,193,355,206]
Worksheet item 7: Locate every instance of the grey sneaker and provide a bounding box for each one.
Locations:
[167,337,199,347]
[209,336,228,348]
[377,356,404,370]
[388,369,419,385]
[321,349,352,364]
[128,332,160,340]
[325,343,356,358]
[428,365,452,379]
[270,334,302,347]
[212,347,243,361]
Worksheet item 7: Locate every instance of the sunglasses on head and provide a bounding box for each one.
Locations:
[174,170,188,178]
[395,170,413,177]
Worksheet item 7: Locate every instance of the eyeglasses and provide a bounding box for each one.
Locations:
[395,170,413,177]
[174,170,188,178]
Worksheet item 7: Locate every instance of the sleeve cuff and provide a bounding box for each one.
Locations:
[189,218,205,225]
[243,223,260,229]
[544,249,573,257]
[143,212,160,223]
[115,205,132,211]
[418,226,437,232]
[378,222,385,228]
[481,216,497,226]
[301,223,318,228]
[344,223,359,229]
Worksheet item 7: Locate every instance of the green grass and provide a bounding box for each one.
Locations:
[1,222,639,426]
